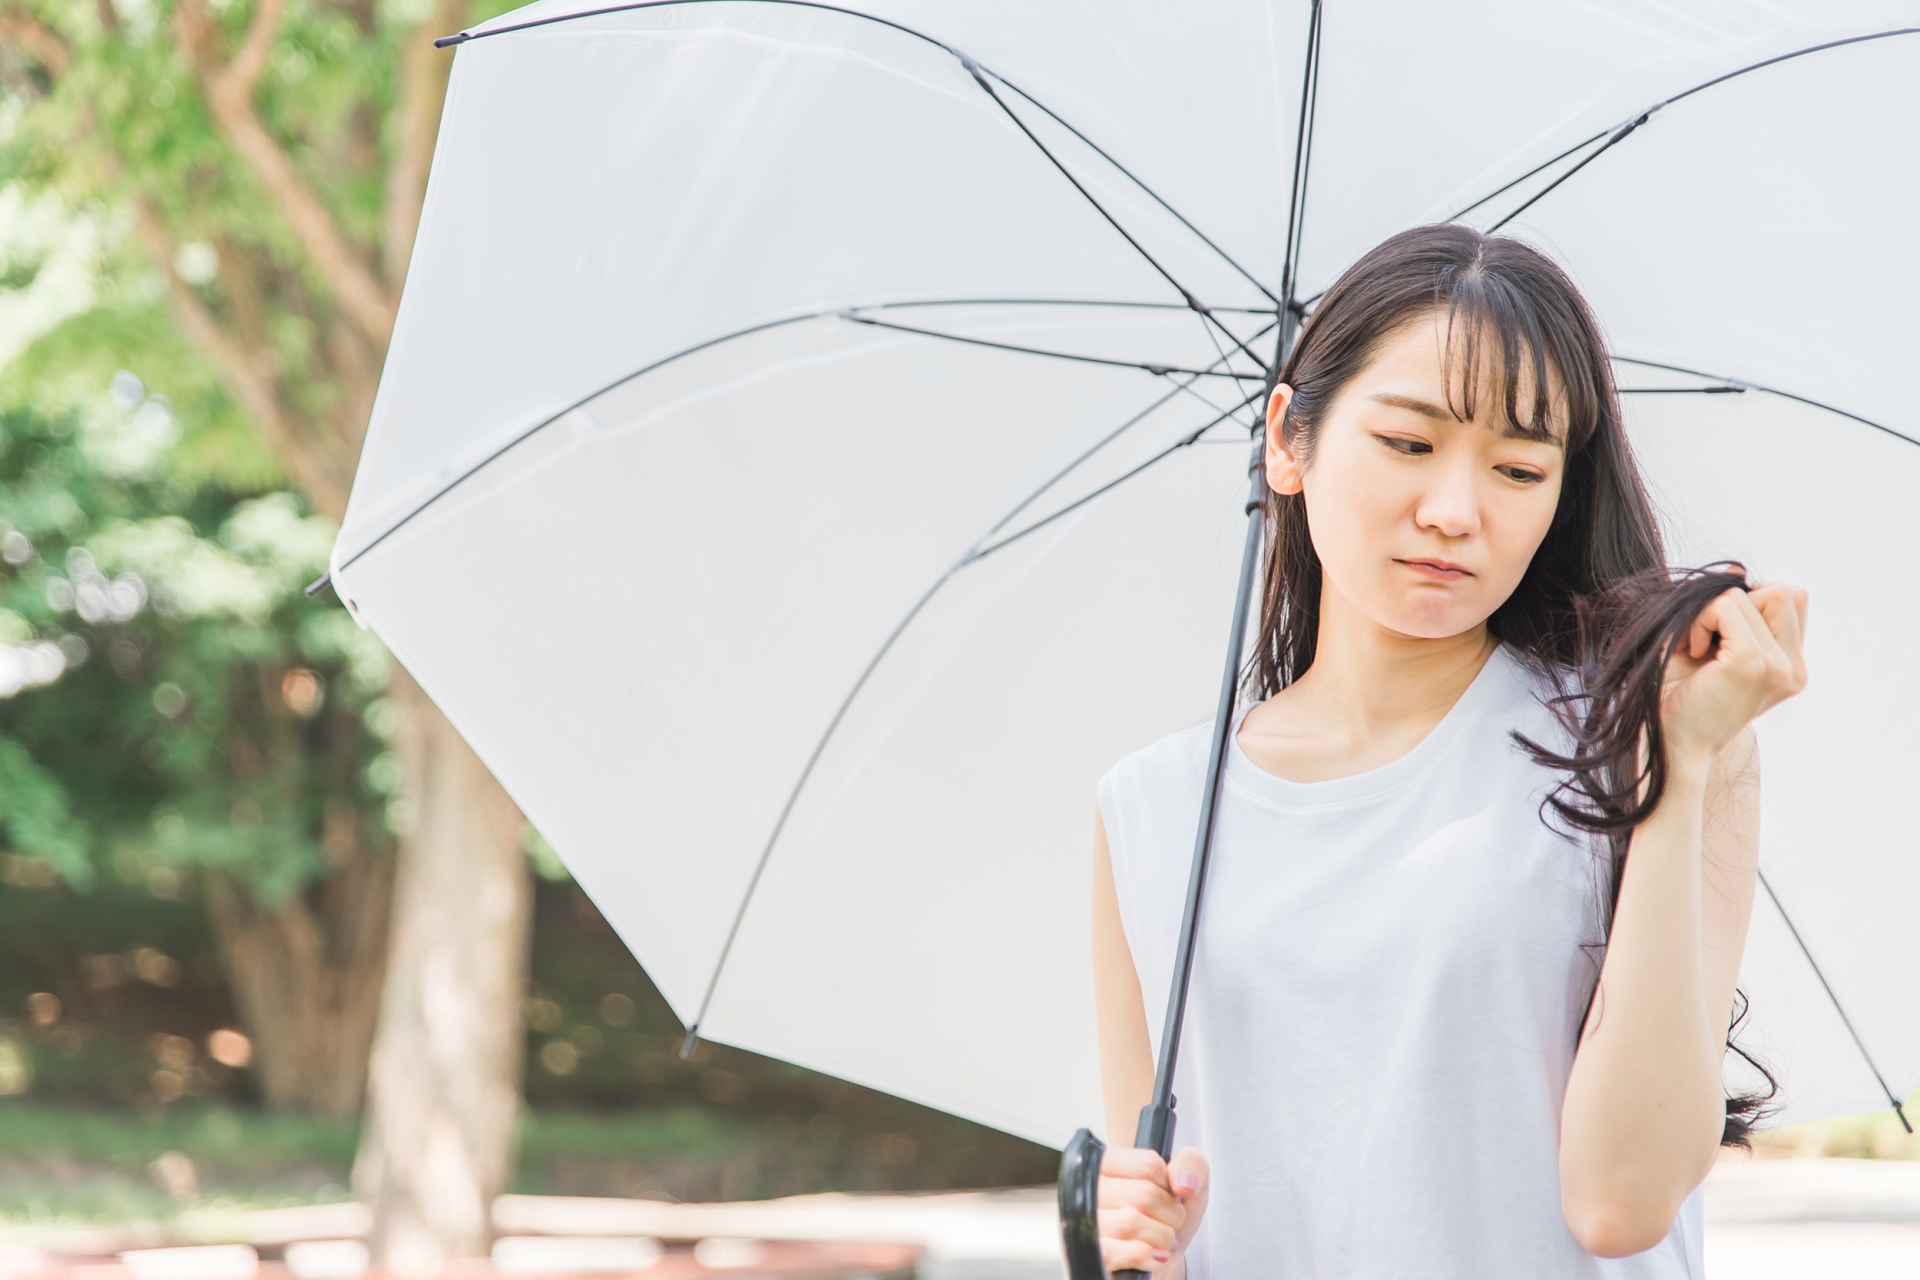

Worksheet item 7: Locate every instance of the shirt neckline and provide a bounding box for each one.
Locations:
[1223,642,1520,811]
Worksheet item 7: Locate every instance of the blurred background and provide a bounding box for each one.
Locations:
[0,0,1053,1252]
[0,2,1915,1277]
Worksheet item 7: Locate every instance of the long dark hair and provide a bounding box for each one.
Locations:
[1249,224,1774,1147]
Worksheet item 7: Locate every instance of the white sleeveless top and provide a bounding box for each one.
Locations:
[1099,644,1704,1279]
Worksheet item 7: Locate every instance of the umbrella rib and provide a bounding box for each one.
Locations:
[980,317,1276,541]
[841,313,1265,381]
[333,301,1274,578]
[433,0,1282,352]
[440,0,971,52]
[1278,0,1323,314]
[1612,357,1917,449]
[680,345,1268,1053]
[334,311,822,575]
[678,559,963,1059]
[963,388,1265,565]
[1618,386,1745,395]
[1486,115,1650,233]
[981,77,1283,308]
[1283,26,1920,312]
[958,63,1273,372]
[1442,127,1611,223]
[1486,27,1920,233]
[865,298,1279,316]
[1758,872,1913,1132]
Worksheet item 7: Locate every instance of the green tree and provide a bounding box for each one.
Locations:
[0,390,397,1114]
[0,0,532,1263]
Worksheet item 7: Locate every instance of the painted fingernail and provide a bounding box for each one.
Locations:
[1151,1250,1171,1263]
[1174,1173,1200,1192]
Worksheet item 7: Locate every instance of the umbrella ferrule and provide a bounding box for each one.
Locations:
[1133,1099,1178,1158]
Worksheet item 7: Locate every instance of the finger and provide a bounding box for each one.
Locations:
[1167,1147,1210,1207]
[1748,583,1809,689]
[1101,1235,1169,1273]
[1686,589,1736,662]
[1099,1205,1177,1251]
[1707,590,1776,682]
[1686,600,1715,661]
[1099,1174,1184,1232]
[1098,1147,1173,1193]
[1726,589,1797,690]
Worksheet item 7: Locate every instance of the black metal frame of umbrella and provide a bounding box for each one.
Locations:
[293,8,1920,1278]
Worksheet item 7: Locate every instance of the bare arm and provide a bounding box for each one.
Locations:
[1559,584,1806,1256]
[1092,808,1210,1277]
[1093,808,1155,1141]
[1558,731,1759,1255]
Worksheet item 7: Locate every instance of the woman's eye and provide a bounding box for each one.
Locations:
[1498,465,1546,484]
[1377,435,1431,455]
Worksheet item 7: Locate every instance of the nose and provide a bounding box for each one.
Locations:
[1414,455,1481,540]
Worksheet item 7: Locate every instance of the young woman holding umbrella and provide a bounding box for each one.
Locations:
[1091,225,1807,1278]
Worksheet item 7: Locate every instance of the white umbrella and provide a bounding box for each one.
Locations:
[322,0,1920,1164]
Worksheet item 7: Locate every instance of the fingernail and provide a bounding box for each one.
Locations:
[1174,1172,1200,1192]
[1151,1250,1171,1263]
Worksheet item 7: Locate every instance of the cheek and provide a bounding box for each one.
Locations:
[1482,487,1562,586]
[1299,450,1412,569]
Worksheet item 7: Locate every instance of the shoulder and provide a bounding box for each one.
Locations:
[1098,718,1214,811]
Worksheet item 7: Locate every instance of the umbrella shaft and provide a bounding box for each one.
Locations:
[1140,438,1270,1156]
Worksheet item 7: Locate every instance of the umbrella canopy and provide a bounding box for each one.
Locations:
[328,0,1920,1146]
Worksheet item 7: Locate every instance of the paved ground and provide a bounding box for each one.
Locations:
[1704,1157,1920,1278]
[3,1156,1917,1277]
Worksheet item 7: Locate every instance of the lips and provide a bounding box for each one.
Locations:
[1397,558,1473,580]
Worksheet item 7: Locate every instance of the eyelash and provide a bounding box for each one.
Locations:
[1376,435,1546,485]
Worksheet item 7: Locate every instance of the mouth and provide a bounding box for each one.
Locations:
[1396,557,1474,581]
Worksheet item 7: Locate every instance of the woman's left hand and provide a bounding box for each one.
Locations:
[1661,580,1809,763]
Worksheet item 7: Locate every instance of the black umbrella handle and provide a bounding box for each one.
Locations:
[1061,1102,1179,1280]
[1059,1127,1110,1280]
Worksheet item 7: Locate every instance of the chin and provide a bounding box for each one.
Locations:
[1382,602,1489,641]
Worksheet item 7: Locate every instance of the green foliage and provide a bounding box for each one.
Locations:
[0,0,530,480]
[0,393,395,906]
[0,735,88,883]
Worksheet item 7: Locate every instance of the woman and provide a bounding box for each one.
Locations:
[1091,225,1807,1278]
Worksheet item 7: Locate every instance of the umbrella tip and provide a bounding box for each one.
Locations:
[304,573,332,599]
[678,1026,699,1061]
[433,30,471,47]
[1895,1099,1914,1135]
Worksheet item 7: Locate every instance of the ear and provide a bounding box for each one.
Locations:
[1265,384,1305,495]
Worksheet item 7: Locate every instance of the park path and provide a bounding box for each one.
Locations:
[4,1156,1918,1278]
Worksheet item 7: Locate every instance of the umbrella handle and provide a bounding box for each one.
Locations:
[1062,1127,1151,1280]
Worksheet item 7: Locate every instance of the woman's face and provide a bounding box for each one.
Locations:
[1266,311,1568,641]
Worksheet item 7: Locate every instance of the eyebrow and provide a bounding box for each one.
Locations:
[1370,392,1457,421]
[1370,391,1559,443]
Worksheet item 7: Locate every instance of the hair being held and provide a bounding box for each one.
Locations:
[1514,561,1777,1146]
[1251,224,1775,1146]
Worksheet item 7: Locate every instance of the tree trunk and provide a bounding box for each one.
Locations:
[353,667,531,1273]
[202,807,394,1116]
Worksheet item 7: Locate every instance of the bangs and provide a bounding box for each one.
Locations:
[1434,259,1611,450]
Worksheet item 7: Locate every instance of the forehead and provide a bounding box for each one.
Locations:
[1356,310,1566,441]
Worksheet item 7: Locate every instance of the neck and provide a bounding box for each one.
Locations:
[1290,582,1496,735]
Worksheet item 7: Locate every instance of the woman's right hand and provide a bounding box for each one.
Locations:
[1098,1145,1210,1277]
